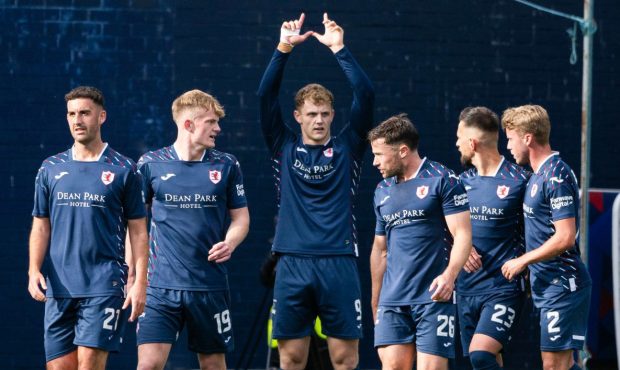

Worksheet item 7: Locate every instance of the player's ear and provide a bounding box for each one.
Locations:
[294,110,302,124]
[184,119,194,132]
[99,109,107,125]
[469,137,476,151]
[398,144,408,158]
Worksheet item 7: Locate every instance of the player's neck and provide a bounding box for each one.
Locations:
[400,151,423,181]
[173,140,206,161]
[473,150,502,176]
[72,140,106,161]
[529,145,554,173]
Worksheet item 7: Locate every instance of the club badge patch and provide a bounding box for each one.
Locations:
[323,147,333,158]
[497,185,510,199]
[209,170,222,184]
[101,171,115,185]
[416,185,429,199]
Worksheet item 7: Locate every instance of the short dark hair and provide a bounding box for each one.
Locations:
[64,86,105,108]
[459,106,499,134]
[368,113,420,151]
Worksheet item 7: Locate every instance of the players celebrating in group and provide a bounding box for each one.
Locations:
[27,11,590,370]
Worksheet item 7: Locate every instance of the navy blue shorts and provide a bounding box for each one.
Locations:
[374,302,456,359]
[533,285,591,351]
[136,287,233,354]
[272,255,362,340]
[44,296,128,362]
[456,290,525,356]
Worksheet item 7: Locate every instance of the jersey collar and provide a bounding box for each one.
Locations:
[534,152,559,174]
[490,156,505,177]
[411,157,427,179]
[71,142,108,162]
[172,143,207,162]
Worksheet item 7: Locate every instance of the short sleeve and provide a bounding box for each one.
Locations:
[440,172,469,216]
[123,167,147,219]
[32,166,50,217]
[226,159,248,209]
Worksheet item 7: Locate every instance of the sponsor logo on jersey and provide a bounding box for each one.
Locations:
[530,183,538,197]
[443,342,452,347]
[379,195,390,205]
[550,195,573,210]
[496,326,506,332]
[416,185,429,199]
[453,193,468,206]
[209,170,221,184]
[549,176,564,184]
[160,173,176,181]
[296,147,308,153]
[54,171,69,180]
[236,184,245,197]
[550,335,561,342]
[465,185,472,191]
[323,147,333,158]
[497,185,510,199]
[101,171,115,185]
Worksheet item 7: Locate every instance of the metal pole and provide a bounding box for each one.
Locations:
[579,0,595,264]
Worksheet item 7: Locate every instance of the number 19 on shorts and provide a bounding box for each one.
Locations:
[214,309,232,334]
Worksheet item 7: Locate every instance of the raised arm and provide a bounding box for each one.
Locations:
[370,234,387,322]
[28,217,50,302]
[313,13,375,140]
[429,211,472,301]
[257,13,312,153]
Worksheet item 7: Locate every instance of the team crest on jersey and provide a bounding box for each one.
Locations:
[530,183,538,198]
[496,185,510,199]
[209,170,222,184]
[323,148,333,158]
[416,185,429,199]
[101,171,115,185]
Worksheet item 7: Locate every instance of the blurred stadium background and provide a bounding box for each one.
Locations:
[0,1,618,369]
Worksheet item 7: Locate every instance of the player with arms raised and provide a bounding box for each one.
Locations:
[257,12,374,370]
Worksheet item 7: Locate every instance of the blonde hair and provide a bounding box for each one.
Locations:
[171,89,225,123]
[501,104,550,145]
[294,83,334,110]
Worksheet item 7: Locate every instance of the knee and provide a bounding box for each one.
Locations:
[542,358,572,370]
[469,351,500,370]
[331,352,358,370]
[137,360,163,370]
[279,353,308,370]
[378,356,407,370]
[198,355,226,370]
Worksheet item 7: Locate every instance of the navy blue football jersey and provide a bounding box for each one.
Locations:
[374,158,469,305]
[457,158,530,295]
[138,146,247,291]
[523,153,591,296]
[257,47,374,256]
[32,145,146,297]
